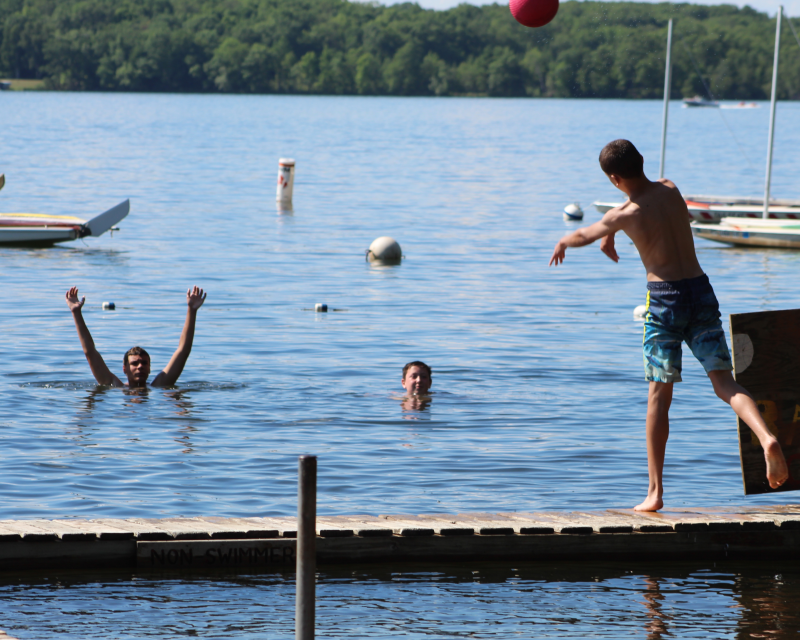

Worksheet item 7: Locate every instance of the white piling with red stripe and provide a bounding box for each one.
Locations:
[277,158,295,203]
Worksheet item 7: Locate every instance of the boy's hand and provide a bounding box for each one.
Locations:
[187,286,207,311]
[65,286,86,313]
[600,233,619,263]
[549,241,566,266]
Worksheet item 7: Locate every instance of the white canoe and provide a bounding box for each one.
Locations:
[0,200,129,245]
[692,217,800,249]
[594,195,800,222]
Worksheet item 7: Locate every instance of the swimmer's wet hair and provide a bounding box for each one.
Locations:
[402,361,432,379]
[599,139,644,179]
[124,346,150,367]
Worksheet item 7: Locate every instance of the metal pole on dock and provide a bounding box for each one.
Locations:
[296,455,317,640]
[763,6,782,220]
[659,18,673,180]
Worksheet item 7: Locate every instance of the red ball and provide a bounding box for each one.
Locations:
[509,0,559,28]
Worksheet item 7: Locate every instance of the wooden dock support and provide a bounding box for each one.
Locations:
[296,455,317,640]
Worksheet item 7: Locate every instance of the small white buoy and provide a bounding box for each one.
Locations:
[276,158,295,203]
[102,301,115,310]
[366,236,402,265]
[633,304,647,320]
[315,303,328,313]
[563,202,584,221]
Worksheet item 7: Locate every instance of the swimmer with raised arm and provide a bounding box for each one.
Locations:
[549,139,788,511]
[66,286,207,388]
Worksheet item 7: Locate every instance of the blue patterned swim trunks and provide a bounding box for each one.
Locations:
[643,274,732,383]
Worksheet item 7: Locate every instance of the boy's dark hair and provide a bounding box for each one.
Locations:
[402,361,431,379]
[599,139,644,179]
[124,346,150,367]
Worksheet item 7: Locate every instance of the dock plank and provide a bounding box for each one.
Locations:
[327,516,394,537]
[192,517,280,539]
[376,515,436,536]
[0,524,24,541]
[608,509,747,532]
[55,520,135,540]
[0,521,59,542]
[25,520,96,541]
[245,517,298,537]
[482,513,557,534]
[496,513,584,534]
[92,519,173,540]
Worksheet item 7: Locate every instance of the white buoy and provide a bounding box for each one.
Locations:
[315,303,328,312]
[276,158,295,203]
[633,304,647,320]
[563,202,584,221]
[366,236,402,265]
[102,301,115,310]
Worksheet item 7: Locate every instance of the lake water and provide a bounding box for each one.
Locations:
[1,93,799,637]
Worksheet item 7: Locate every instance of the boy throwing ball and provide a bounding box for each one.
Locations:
[549,139,788,511]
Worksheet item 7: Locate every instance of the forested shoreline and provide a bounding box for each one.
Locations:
[1,0,798,98]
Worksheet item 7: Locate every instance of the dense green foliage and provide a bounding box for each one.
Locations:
[1,0,798,98]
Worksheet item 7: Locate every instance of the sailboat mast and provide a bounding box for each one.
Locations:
[763,6,782,219]
[659,18,673,180]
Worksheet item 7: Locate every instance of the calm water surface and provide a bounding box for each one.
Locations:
[1,93,799,637]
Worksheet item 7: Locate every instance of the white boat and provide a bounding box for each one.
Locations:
[0,200,129,246]
[594,195,800,222]
[683,95,719,108]
[692,217,800,249]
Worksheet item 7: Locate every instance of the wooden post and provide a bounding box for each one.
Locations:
[296,455,317,640]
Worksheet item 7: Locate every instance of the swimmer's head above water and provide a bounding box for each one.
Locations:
[402,361,432,396]
[123,346,151,386]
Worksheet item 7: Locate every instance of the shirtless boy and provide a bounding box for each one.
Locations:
[549,139,788,511]
[66,285,207,388]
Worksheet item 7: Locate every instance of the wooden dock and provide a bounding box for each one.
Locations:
[0,505,799,572]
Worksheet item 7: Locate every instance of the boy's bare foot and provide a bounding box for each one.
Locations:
[634,493,663,512]
[764,440,789,489]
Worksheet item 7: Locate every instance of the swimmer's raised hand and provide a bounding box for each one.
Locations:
[65,286,86,313]
[186,286,207,311]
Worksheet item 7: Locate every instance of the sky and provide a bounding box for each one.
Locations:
[391,0,800,18]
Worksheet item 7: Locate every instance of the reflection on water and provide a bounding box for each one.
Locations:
[0,561,799,638]
[399,394,432,418]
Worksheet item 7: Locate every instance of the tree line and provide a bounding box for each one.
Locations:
[1,0,798,98]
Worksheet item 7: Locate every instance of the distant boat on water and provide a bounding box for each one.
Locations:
[682,95,719,107]
[720,101,759,109]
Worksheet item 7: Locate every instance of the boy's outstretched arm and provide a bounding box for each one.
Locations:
[66,287,123,387]
[152,286,207,387]
[549,210,625,266]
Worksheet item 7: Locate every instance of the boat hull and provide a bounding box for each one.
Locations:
[692,221,800,249]
[0,226,82,245]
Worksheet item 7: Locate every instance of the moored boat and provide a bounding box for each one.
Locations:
[593,196,800,222]
[682,95,719,108]
[692,217,800,249]
[0,200,130,246]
